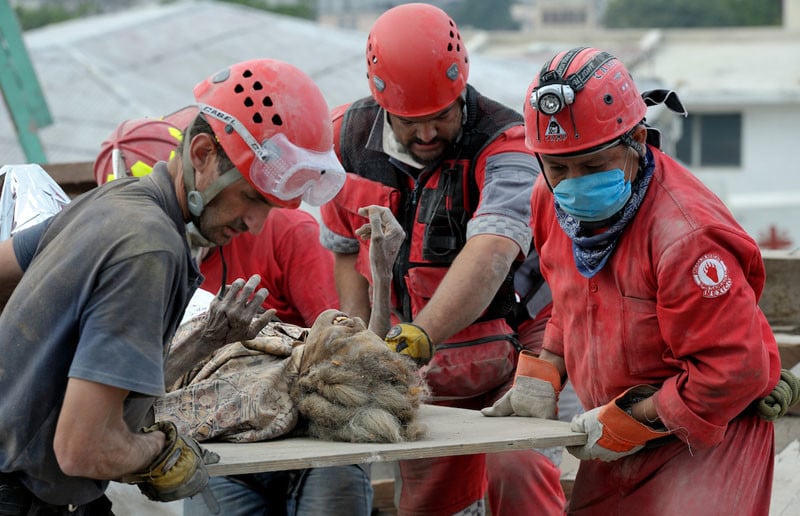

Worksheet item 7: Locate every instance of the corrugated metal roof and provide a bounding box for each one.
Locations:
[8,1,796,166]
[0,0,540,165]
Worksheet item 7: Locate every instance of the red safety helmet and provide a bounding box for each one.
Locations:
[162,104,200,133]
[366,3,469,117]
[523,47,646,156]
[192,59,342,209]
[94,117,184,185]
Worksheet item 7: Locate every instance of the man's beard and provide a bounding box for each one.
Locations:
[406,137,454,166]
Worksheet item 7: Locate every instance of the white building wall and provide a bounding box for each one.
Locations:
[693,104,800,250]
[785,0,800,30]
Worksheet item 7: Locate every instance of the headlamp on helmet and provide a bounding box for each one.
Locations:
[530,77,575,116]
[523,47,647,156]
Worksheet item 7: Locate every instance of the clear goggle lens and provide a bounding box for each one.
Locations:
[248,133,345,206]
[198,103,346,206]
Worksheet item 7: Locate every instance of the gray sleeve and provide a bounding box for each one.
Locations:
[11,218,52,271]
[467,151,537,255]
[319,221,360,254]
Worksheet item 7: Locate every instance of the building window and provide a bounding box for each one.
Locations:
[676,113,741,167]
[542,9,587,24]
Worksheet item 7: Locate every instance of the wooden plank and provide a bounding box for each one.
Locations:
[39,161,96,199]
[40,161,94,186]
[203,404,586,476]
[769,439,800,516]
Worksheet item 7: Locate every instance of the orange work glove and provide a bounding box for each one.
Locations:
[567,385,671,462]
[481,351,562,419]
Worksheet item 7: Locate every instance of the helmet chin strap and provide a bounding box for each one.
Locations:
[181,118,244,228]
[181,128,242,302]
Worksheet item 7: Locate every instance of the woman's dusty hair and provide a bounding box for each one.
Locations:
[290,336,429,443]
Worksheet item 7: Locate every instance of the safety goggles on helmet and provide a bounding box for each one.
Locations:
[199,103,345,206]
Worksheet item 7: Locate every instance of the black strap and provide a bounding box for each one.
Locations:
[553,46,588,79]
[641,89,688,116]
[566,51,614,91]
[217,245,228,299]
[538,48,614,94]
[538,46,587,85]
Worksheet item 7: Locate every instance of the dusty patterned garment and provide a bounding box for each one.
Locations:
[154,316,307,443]
[156,307,428,445]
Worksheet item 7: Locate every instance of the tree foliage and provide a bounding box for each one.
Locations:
[14,3,101,30]
[219,0,315,19]
[603,0,782,28]
[13,0,315,31]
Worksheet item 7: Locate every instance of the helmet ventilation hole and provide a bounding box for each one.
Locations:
[263,96,273,107]
[271,114,282,126]
[252,113,263,124]
[234,84,244,93]
[253,81,263,91]
[244,97,254,107]
[243,69,253,78]
[604,94,613,105]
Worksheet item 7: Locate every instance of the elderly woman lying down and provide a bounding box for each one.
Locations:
[154,206,429,444]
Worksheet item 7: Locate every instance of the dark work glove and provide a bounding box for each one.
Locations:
[757,369,800,421]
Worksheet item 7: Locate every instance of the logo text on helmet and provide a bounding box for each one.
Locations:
[592,62,613,80]
[199,103,273,163]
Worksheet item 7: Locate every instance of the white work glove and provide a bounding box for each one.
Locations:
[567,385,671,462]
[481,351,562,419]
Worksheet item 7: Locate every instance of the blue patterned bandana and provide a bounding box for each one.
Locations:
[554,149,655,278]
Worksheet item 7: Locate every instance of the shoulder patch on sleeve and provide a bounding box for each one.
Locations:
[692,253,732,298]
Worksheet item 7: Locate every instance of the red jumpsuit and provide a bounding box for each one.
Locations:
[200,208,338,327]
[322,90,566,516]
[533,147,780,515]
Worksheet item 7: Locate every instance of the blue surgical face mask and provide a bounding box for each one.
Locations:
[552,168,632,222]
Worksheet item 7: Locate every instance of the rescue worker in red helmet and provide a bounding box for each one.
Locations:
[320,4,565,515]
[93,107,342,329]
[484,46,786,515]
[0,58,344,513]
[93,110,372,516]
[93,118,184,185]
